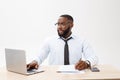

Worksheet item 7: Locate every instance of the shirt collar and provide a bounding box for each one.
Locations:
[57,33,75,40]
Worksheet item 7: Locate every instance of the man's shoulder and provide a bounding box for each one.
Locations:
[72,34,90,44]
[72,34,84,41]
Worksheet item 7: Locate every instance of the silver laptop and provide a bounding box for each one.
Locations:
[5,48,44,75]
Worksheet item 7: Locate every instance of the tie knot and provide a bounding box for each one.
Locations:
[62,37,72,43]
[66,37,72,41]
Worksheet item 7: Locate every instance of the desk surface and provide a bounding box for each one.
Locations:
[0,65,120,80]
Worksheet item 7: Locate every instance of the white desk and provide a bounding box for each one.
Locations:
[0,65,120,80]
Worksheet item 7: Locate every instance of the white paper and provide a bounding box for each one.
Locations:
[57,65,85,74]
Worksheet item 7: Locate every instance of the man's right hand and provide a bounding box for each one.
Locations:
[27,60,39,70]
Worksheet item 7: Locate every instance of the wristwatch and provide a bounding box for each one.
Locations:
[85,60,91,68]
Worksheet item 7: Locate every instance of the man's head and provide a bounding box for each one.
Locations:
[55,14,74,38]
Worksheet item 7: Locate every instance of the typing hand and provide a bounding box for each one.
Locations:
[75,60,89,70]
[27,60,39,70]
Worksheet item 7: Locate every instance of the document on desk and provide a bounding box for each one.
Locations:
[57,65,85,74]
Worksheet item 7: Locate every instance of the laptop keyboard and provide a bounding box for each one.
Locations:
[27,69,44,73]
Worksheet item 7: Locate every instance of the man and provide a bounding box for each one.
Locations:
[27,14,98,70]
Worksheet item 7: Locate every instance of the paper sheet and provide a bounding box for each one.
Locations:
[57,65,85,74]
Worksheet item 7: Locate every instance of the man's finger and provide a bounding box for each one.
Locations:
[75,62,79,69]
[77,61,85,67]
[35,64,39,69]
[27,64,31,70]
[78,65,84,70]
[75,60,84,69]
[75,60,88,70]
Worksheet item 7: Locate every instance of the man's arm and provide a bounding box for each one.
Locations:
[82,40,98,67]
[75,40,98,70]
[27,38,50,70]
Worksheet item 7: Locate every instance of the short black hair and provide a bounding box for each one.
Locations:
[60,14,74,22]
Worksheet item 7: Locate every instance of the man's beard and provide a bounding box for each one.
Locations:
[57,27,71,38]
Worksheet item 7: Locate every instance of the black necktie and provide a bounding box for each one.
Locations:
[62,37,72,65]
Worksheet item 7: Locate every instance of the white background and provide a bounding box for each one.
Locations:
[0,0,120,69]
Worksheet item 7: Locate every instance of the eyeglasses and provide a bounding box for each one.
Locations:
[55,22,70,26]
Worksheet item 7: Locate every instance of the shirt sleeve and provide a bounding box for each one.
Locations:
[82,39,98,67]
[35,38,50,65]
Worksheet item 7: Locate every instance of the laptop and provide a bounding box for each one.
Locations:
[5,48,44,75]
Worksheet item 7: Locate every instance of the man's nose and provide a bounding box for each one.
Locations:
[57,25,62,29]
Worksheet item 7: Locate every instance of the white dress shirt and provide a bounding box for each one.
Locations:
[35,34,98,66]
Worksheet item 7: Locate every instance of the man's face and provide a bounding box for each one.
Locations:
[56,17,73,38]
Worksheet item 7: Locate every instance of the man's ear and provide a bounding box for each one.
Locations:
[70,23,74,28]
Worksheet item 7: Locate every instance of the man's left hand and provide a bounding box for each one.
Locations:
[75,60,90,70]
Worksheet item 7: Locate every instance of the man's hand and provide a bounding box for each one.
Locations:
[75,60,90,70]
[27,60,39,70]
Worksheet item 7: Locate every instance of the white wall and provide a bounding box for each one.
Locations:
[0,0,120,68]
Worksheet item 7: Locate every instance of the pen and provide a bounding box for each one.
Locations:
[79,58,82,62]
[79,57,82,62]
